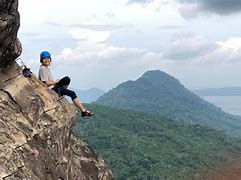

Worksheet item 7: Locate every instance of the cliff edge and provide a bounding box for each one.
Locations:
[0,0,113,179]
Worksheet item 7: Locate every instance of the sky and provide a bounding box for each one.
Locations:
[18,0,241,91]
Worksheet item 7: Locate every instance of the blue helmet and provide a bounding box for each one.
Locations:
[40,51,51,59]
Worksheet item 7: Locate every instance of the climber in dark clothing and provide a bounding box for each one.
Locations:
[38,51,94,117]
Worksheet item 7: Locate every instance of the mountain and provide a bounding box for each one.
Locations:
[193,87,241,96]
[71,88,105,103]
[75,104,241,179]
[95,70,241,136]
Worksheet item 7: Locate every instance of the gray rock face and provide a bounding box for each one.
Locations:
[0,0,22,67]
[0,1,113,179]
[0,65,113,179]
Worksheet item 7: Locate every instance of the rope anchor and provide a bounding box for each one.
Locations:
[3,58,32,83]
[16,58,32,78]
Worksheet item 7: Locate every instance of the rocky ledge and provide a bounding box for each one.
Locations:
[0,63,113,179]
[0,0,113,179]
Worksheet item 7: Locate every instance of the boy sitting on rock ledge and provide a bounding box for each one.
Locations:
[38,51,94,117]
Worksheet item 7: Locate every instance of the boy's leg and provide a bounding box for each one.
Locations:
[72,98,86,112]
[57,87,86,112]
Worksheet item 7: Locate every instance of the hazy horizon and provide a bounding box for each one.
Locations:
[203,96,241,116]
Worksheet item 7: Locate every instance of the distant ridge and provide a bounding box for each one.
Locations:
[193,87,241,96]
[95,70,241,136]
[71,88,105,103]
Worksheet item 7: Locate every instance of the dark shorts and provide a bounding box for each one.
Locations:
[52,76,77,100]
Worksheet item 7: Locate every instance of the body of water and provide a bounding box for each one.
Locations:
[202,96,241,116]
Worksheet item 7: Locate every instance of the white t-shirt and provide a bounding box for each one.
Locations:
[38,65,54,82]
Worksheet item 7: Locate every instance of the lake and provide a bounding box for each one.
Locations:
[202,96,241,116]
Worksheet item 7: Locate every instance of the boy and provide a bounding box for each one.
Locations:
[38,51,94,117]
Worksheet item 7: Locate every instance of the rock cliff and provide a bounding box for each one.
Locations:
[0,0,113,179]
[0,0,22,67]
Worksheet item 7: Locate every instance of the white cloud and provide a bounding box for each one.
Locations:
[61,48,73,56]
[162,32,214,60]
[127,0,154,5]
[201,37,241,63]
[69,28,111,43]
[217,37,241,52]
[51,41,163,90]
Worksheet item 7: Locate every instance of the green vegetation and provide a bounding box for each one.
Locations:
[74,104,241,179]
[95,70,241,137]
